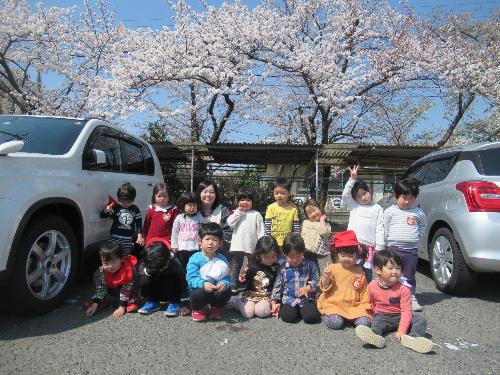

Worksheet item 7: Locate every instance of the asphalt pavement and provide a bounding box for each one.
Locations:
[0,261,499,375]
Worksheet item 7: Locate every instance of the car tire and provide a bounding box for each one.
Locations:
[429,227,477,294]
[10,215,78,314]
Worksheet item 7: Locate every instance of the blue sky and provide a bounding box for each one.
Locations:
[27,0,497,141]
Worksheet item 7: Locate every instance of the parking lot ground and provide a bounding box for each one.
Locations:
[0,261,499,374]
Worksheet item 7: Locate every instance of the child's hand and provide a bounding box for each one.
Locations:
[395,332,403,341]
[271,301,280,317]
[319,214,327,223]
[216,282,226,292]
[171,248,178,253]
[238,266,248,283]
[204,282,217,292]
[136,235,145,246]
[86,303,98,317]
[112,306,126,318]
[321,268,332,287]
[104,205,114,214]
[179,306,190,316]
[297,285,311,297]
[348,164,359,180]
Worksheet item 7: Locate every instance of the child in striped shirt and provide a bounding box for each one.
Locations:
[383,177,427,312]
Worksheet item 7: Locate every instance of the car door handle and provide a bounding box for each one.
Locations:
[147,183,153,186]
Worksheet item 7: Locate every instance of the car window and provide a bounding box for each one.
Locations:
[479,148,500,176]
[122,139,146,174]
[143,144,155,175]
[0,116,85,155]
[83,127,122,171]
[404,162,429,185]
[422,157,456,185]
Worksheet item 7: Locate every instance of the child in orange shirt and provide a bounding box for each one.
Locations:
[317,230,371,329]
[355,249,434,353]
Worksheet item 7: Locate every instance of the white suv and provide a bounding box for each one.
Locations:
[0,115,163,314]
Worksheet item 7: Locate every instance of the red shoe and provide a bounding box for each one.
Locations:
[126,303,139,313]
[192,308,208,322]
[210,306,223,319]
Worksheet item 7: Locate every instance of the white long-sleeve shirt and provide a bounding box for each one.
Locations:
[341,178,385,250]
[227,209,264,254]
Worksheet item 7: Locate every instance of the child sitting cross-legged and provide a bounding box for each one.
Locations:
[186,222,232,322]
[317,230,371,330]
[270,233,321,324]
[227,236,280,318]
[137,238,190,317]
[85,240,138,318]
[355,249,434,354]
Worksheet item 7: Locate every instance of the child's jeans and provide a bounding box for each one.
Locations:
[190,288,232,310]
[371,312,427,337]
[279,301,321,324]
[388,246,418,294]
[230,251,255,291]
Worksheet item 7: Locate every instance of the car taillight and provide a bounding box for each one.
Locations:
[456,181,500,212]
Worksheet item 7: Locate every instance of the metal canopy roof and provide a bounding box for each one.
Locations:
[151,142,438,169]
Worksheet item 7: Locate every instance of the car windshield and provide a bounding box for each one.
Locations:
[0,116,86,155]
[479,147,500,176]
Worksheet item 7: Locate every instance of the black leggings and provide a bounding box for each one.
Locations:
[138,274,181,303]
[279,300,321,324]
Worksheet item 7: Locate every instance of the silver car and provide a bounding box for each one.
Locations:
[381,141,500,293]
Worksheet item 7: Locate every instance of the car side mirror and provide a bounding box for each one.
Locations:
[88,149,107,166]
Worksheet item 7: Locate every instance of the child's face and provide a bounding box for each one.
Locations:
[285,249,304,267]
[101,256,122,273]
[395,193,416,210]
[155,190,170,206]
[199,234,222,257]
[337,251,356,268]
[260,251,278,266]
[184,202,198,215]
[304,205,322,222]
[238,198,253,211]
[355,188,372,205]
[200,185,216,206]
[273,186,290,206]
[118,199,133,209]
[375,260,402,286]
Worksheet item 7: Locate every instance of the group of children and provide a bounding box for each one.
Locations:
[85,168,434,354]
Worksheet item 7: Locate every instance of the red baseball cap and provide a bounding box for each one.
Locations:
[332,230,359,248]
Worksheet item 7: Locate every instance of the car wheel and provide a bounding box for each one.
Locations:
[429,227,477,294]
[11,215,78,314]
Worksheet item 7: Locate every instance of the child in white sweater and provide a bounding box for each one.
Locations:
[227,187,265,293]
[341,164,384,281]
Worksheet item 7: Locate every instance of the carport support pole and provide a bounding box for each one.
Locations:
[315,147,319,201]
[190,146,194,192]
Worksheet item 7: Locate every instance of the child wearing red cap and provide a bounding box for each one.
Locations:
[316,230,371,330]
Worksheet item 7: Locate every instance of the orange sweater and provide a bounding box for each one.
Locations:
[316,263,370,319]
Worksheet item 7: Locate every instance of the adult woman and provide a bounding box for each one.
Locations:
[195,179,232,258]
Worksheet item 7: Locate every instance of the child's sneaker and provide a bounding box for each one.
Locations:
[192,308,208,322]
[401,335,434,353]
[138,300,161,315]
[210,306,223,319]
[164,303,181,317]
[355,325,386,348]
[126,303,139,313]
[411,295,423,311]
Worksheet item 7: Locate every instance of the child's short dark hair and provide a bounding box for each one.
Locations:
[117,182,136,201]
[282,233,305,255]
[236,187,254,202]
[373,249,402,270]
[273,177,291,192]
[198,222,223,241]
[99,240,122,262]
[152,182,173,204]
[144,241,172,273]
[351,179,371,200]
[196,179,220,209]
[177,191,197,212]
[394,177,419,198]
[254,236,279,264]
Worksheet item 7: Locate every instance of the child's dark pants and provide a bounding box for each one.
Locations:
[371,312,427,337]
[189,288,232,310]
[139,274,181,303]
[279,301,321,324]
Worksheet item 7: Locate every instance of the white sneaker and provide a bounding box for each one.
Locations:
[411,295,423,311]
[355,325,385,348]
[401,335,434,353]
